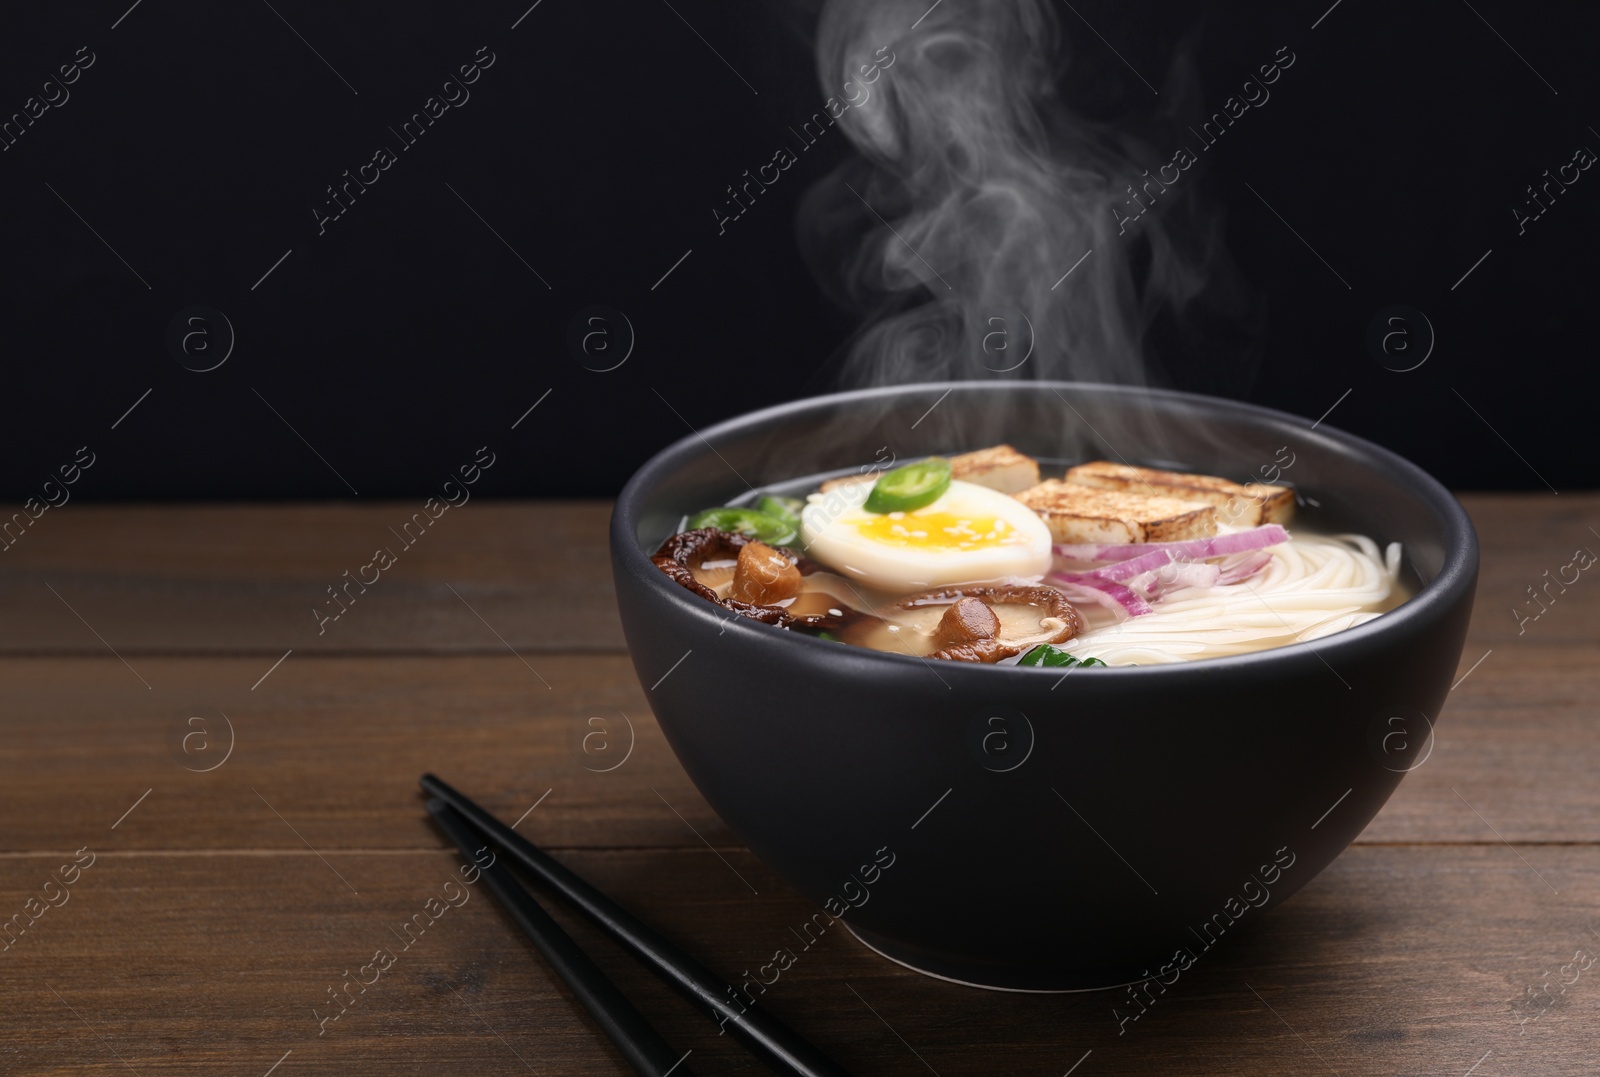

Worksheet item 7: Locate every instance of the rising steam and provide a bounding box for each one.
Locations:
[800,0,1231,390]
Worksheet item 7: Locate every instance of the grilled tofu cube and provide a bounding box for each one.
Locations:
[1063,461,1294,527]
[818,445,1040,496]
[1015,480,1218,545]
[949,444,1041,494]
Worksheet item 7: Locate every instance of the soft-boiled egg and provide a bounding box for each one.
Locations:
[800,478,1053,591]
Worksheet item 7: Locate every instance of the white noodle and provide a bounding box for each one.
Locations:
[1068,533,1406,665]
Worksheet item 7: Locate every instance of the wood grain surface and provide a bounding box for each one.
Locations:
[1,496,1596,1076]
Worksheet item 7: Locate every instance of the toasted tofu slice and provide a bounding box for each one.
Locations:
[819,445,1040,496]
[949,444,1040,494]
[1063,461,1294,527]
[1015,480,1218,545]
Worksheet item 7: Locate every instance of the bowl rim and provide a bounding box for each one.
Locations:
[612,381,1479,680]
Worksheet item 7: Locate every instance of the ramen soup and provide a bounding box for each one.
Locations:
[649,446,1409,667]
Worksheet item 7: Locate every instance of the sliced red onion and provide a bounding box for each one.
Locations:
[1087,548,1175,583]
[1121,563,1221,601]
[1048,573,1154,617]
[1135,561,1221,597]
[1052,524,1291,564]
[1216,550,1272,585]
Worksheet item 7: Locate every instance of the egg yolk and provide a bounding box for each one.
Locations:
[853,511,1023,549]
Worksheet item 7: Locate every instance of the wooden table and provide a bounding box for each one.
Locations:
[2,496,1595,1076]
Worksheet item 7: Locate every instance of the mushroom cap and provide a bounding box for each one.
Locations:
[730,540,804,605]
[650,528,853,630]
[897,584,1083,663]
[651,529,1082,662]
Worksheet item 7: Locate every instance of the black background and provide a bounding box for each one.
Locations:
[1,0,1595,501]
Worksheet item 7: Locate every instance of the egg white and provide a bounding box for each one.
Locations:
[800,478,1053,591]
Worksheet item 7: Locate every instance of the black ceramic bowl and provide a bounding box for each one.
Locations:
[610,383,1477,991]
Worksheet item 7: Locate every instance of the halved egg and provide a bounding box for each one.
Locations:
[800,479,1053,591]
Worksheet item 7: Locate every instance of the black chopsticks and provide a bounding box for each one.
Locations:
[427,799,694,1077]
[421,773,854,1077]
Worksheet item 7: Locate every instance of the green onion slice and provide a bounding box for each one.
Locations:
[756,495,804,531]
[684,507,796,545]
[863,457,953,514]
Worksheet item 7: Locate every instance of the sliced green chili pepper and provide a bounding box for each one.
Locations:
[685,507,796,545]
[863,457,953,514]
[1019,644,1108,669]
[756,495,804,532]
